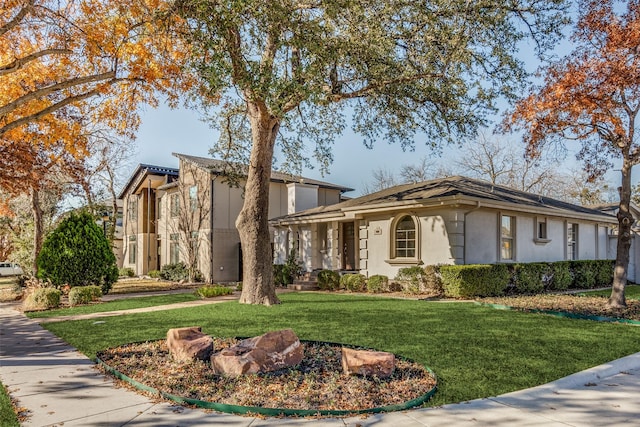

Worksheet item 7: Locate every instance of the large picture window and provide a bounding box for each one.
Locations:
[501,215,515,260]
[395,216,416,258]
[170,193,180,217]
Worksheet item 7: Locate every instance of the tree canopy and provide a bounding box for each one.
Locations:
[506,0,640,307]
[172,0,570,305]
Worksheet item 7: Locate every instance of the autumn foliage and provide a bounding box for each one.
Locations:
[506,0,640,307]
[0,0,193,198]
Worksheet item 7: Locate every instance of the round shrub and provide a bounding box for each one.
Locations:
[395,266,427,294]
[160,262,189,281]
[23,287,61,311]
[366,275,389,293]
[341,273,366,292]
[68,285,103,306]
[37,211,118,294]
[317,270,340,291]
[119,267,135,278]
[148,270,161,279]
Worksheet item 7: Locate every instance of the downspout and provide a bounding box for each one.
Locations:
[463,201,482,265]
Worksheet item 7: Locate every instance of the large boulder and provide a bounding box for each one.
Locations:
[167,327,214,362]
[211,329,303,377]
[341,347,395,378]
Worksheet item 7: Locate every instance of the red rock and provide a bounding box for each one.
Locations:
[341,347,395,378]
[211,329,303,377]
[166,327,214,362]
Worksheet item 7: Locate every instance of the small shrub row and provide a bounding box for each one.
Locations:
[160,262,189,281]
[440,259,614,298]
[68,286,102,306]
[340,273,366,292]
[119,267,135,278]
[195,285,234,298]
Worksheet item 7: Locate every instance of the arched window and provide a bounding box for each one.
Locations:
[395,216,417,258]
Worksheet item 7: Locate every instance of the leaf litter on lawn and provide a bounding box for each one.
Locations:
[97,338,436,413]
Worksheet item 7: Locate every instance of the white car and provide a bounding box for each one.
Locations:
[0,262,24,276]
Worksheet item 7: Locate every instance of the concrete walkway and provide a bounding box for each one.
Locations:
[1,302,639,426]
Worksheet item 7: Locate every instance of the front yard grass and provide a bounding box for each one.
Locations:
[41,292,640,408]
[577,284,640,299]
[24,293,201,318]
[0,382,19,427]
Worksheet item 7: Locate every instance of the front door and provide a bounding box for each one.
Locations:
[342,222,355,270]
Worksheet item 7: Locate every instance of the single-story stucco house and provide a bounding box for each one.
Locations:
[270,176,629,280]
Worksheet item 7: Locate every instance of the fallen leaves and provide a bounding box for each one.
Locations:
[97,339,436,413]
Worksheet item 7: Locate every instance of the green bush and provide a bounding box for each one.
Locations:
[273,250,303,287]
[440,264,509,298]
[37,211,118,294]
[68,285,102,306]
[395,266,427,294]
[195,285,234,298]
[340,273,366,292]
[511,263,547,294]
[548,261,572,291]
[119,267,135,278]
[367,275,389,293]
[148,270,161,279]
[317,270,340,291]
[23,287,61,311]
[571,260,597,289]
[593,260,614,287]
[160,262,189,281]
[423,265,444,294]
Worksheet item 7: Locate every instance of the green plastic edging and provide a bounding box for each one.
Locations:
[96,340,437,417]
[475,301,640,325]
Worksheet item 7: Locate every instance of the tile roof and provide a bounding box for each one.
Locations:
[272,176,618,223]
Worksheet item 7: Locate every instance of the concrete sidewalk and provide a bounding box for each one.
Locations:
[1,303,639,427]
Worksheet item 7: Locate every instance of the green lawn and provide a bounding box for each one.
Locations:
[578,284,640,299]
[41,293,640,408]
[25,293,201,318]
[0,382,19,427]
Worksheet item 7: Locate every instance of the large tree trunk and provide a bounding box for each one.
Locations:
[610,160,632,308]
[237,102,281,305]
[31,188,44,276]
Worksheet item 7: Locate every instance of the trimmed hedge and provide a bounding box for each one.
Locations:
[340,273,366,292]
[439,259,614,298]
[394,266,427,294]
[23,287,61,311]
[68,286,102,306]
[441,264,510,298]
[317,270,340,291]
[195,285,234,298]
[366,275,389,293]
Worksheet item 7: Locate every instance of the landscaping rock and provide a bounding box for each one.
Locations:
[341,347,395,378]
[167,326,214,362]
[210,329,303,377]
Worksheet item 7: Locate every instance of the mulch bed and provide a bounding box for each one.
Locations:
[97,339,436,412]
[481,294,640,321]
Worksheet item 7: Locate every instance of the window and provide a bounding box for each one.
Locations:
[170,193,180,217]
[395,216,416,258]
[189,186,198,211]
[501,215,515,260]
[190,231,199,255]
[567,223,578,260]
[157,196,162,219]
[537,218,547,239]
[128,235,137,264]
[127,197,137,221]
[170,233,180,264]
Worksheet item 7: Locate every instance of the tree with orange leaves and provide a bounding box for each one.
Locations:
[0,0,193,198]
[506,0,640,307]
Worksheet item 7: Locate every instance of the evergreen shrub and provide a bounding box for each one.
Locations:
[367,275,389,293]
[341,273,366,292]
[548,261,572,291]
[23,287,61,311]
[317,270,340,290]
[195,285,234,298]
[68,286,102,306]
[160,262,189,281]
[571,260,597,289]
[440,264,509,298]
[511,263,548,294]
[119,267,135,278]
[395,266,427,294]
[37,211,118,294]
